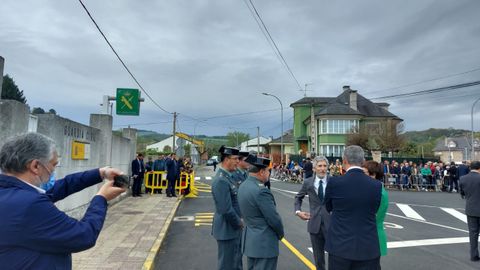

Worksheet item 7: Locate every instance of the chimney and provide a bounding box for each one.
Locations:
[349,90,358,111]
[0,56,4,98]
[343,85,351,92]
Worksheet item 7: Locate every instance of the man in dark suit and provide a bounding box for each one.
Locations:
[459,160,480,262]
[131,153,146,197]
[0,133,125,269]
[303,157,313,179]
[295,155,331,270]
[165,153,178,197]
[324,145,382,269]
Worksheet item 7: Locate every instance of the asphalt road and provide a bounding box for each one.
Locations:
[155,166,479,269]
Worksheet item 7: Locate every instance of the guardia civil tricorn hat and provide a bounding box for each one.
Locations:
[246,156,270,168]
[218,145,240,156]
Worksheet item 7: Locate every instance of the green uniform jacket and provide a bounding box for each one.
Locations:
[211,166,242,240]
[238,176,284,258]
[376,185,389,256]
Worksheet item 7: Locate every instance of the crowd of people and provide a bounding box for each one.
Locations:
[272,156,473,194]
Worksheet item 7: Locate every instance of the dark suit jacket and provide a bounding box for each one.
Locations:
[0,169,106,270]
[294,174,331,234]
[459,171,480,217]
[165,158,177,181]
[324,167,382,261]
[131,158,145,178]
[303,161,313,178]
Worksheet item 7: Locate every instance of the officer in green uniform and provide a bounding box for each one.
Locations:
[232,151,251,188]
[211,146,243,270]
[238,156,285,270]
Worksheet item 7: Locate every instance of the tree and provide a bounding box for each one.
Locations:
[2,75,27,103]
[32,107,45,114]
[226,131,249,147]
[163,145,172,153]
[183,144,191,157]
[346,127,370,150]
[377,121,405,153]
[49,109,57,114]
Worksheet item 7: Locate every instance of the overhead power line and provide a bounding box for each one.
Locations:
[77,0,172,114]
[370,80,480,100]
[245,0,302,90]
[368,66,480,95]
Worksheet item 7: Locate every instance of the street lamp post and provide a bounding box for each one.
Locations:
[471,97,480,161]
[262,92,284,164]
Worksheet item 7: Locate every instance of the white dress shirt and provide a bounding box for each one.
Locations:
[314,175,327,196]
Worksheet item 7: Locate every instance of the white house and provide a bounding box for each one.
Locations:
[239,136,272,153]
[146,135,200,163]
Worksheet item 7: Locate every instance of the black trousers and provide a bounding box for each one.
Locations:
[328,254,380,270]
[132,175,143,196]
[449,178,459,192]
[467,215,480,259]
[167,178,176,196]
[310,228,327,270]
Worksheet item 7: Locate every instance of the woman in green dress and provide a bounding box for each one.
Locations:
[363,160,389,268]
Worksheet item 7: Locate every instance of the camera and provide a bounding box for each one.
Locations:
[113,175,130,188]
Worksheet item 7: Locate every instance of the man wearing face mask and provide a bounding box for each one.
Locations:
[0,133,126,270]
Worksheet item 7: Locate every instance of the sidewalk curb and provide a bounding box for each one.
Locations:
[142,196,183,270]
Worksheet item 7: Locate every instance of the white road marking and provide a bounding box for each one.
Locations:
[384,222,404,229]
[308,237,475,252]
[270,177,281,182]
[194,177,200,180]
[387,213,468,233]
[440,207,467,223]
[205,176,212,180]
[396,203,425,221]
[387,237,473,249]
[271,187,298,195]
[389,202,463,211]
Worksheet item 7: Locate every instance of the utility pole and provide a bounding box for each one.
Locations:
[471,97,480,161]
[0,56,4,98]
[257,126,260,154]
[172,112,177,154]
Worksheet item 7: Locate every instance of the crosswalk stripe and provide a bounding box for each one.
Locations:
[440,207,467,223]
[194,177,200,180]
[308,237,475,251]
[205,176,212,180]
[396,203,426,221]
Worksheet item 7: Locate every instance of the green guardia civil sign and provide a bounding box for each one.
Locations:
[116,88,140,116]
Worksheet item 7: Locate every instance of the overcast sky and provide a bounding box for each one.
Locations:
[1,0,480,138]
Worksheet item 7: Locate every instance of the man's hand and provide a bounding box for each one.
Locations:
[97,179,126,201]
[97,167,126,201]
[296,211,310,220]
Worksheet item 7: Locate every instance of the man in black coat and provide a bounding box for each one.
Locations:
[303,157,313,180]
[324,145,382,269]
[131,153,146,197]
[459,161,480,262]
[165,153,178,197]
[449,162,459,192]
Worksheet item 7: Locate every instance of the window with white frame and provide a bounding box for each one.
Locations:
[319,145,345,157]
[318,119,358,134]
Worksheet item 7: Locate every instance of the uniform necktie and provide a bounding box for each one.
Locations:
[318,179,324,204]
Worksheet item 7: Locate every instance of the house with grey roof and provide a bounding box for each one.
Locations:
[290,86,403,157]
[433,137,480,162]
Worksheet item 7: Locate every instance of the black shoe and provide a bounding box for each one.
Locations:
[167,194,172,197]
[172,194,177,197]
[137,194,142,197]
[471,256,480,261]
